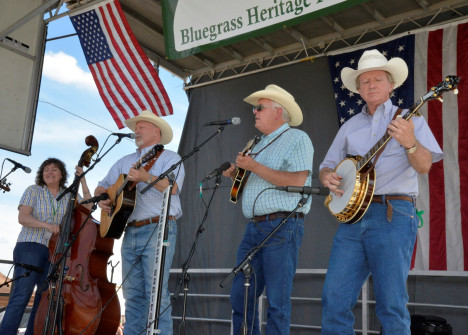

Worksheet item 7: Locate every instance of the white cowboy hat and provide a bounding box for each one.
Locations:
[243,84,303,126]
[124,110,173,145]
[341,49,408,93]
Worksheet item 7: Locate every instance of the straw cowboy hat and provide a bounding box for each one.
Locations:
[244,84,303,126]
[341,49,408,93]
[124,110,173,145]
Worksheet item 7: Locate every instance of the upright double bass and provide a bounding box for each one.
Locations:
[34,135,120,335]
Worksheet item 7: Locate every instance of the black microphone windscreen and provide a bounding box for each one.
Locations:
[220,162,231,171]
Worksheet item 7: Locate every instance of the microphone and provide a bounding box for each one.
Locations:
[15,262,43,274]
[275,186,328,195]
[111,133,136,139]
[80,193,109,205]
[203,117,241,126]
[167,172,176,182]
[6,158,31,173]
[202,162,231,182]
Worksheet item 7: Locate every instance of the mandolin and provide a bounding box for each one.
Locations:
[229,136,260,203]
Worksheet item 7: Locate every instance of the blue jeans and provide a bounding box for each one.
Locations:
[121,219,177,335]
[0,242,50,335]
[231,216,304,335]
[321,199,418,335]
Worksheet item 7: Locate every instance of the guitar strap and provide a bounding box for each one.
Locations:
[250,128,289,157]
[361,108,404,177]
[129,148,165,190]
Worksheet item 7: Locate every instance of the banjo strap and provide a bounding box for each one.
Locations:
[361,108,403,178]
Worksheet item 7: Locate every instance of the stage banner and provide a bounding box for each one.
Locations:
[162,0,369,59]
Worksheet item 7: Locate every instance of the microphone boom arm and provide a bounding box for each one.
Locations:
[141,126,226,194]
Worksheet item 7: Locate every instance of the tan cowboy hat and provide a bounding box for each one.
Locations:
[341,49,408,93]
[124,110,173,145]
[243,84,303,126]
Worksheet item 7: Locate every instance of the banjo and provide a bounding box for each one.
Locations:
[325,75,460,224]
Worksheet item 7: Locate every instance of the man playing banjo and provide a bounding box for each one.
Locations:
[319,49,443,334]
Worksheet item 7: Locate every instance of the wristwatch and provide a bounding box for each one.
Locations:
[146,174,153,184]
[405,143,417,154]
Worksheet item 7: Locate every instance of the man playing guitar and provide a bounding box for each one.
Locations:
[319,49,443,334]
[94,110,185,335]
[222,84,313,334]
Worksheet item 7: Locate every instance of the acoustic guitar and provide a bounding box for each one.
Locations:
[324,75,460,224]
[100,144,164,238]
[230,136,260,203]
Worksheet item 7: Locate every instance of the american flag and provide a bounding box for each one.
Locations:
[69,0,173,129]
[327,23,468,271]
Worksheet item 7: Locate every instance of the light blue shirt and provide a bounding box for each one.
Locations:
[242,123,314,218]
[98,145,185,221]
[17,185,72,246]
[319,99,443,195]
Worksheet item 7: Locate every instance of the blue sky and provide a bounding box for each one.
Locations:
[0,8,189,300]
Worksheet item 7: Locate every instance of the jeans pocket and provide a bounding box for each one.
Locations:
[389,201,415,219]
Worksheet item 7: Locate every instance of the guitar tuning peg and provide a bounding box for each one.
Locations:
[437,97,444,102]
[453,88,459,95]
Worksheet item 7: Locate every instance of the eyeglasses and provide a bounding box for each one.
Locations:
[252,104,279,112]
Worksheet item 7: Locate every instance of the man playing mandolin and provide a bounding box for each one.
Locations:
[222,84,314,334]
[94,110,185,335]
[319,49,443,334]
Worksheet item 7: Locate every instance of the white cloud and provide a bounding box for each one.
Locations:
[43,51,97,93]
[33,116,97,145]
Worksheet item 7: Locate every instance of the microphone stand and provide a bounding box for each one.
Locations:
[0,165,21,192]
[141,126,226,194]
[0,259,32,288]
[173,173,223,335]
[219,197,309,335]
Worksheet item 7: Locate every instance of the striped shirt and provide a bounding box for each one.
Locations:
[242,123,314,218]
[98,146,185,221]
[319,99,443,195]
[17,185,72,246]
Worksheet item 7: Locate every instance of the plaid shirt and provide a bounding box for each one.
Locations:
[242,123,314,218]
[98,146,185,221]
[17,185,72,246]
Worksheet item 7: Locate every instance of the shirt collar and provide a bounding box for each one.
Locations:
[137,144,160,157]
[262,123,290,142]
[362,99,393,118]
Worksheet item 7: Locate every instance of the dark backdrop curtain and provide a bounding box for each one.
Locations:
[168,57,341,334]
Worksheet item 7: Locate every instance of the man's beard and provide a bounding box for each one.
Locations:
[135,137,144,147]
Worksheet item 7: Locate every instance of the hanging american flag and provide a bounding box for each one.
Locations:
[69,0,173,129]
[327,22,468,271]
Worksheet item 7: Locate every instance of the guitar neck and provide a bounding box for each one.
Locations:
[356,98,425,171]
[115,145,161,196]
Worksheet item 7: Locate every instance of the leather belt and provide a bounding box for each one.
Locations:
[372,195,414,204]
[253,211,304,222]
[127,215,176,228]
[371,195,414,223]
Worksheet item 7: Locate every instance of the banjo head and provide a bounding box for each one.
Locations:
[328,159,359,214]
